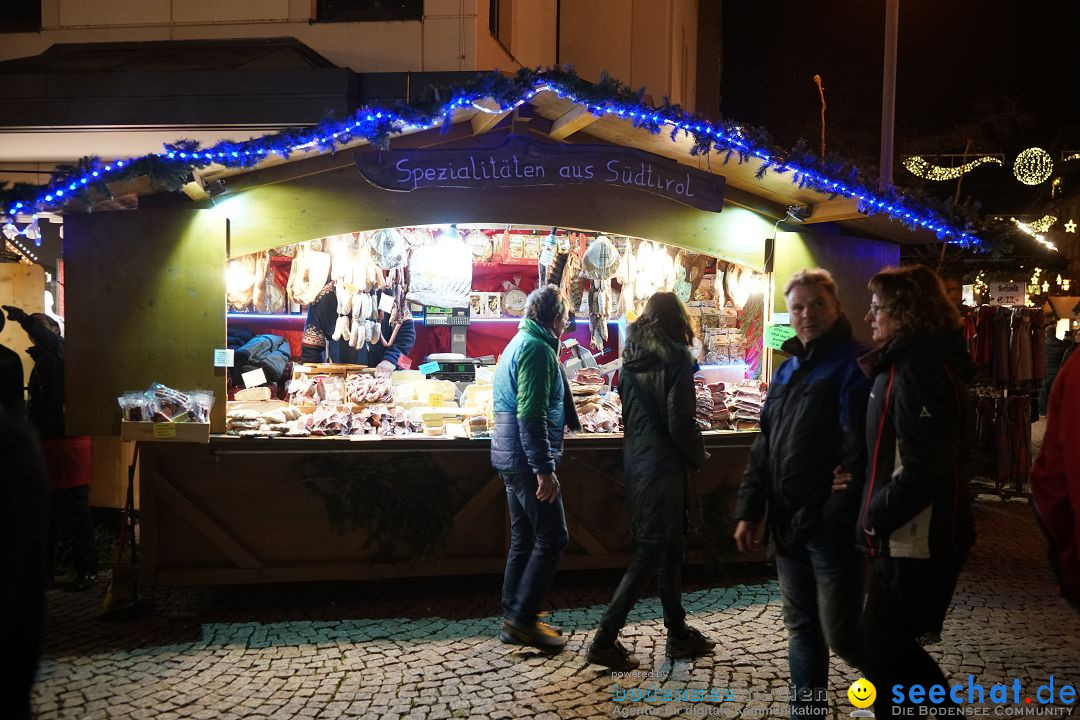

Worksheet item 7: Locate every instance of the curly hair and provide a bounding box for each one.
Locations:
[869,265,961,337]
[524,284,568,329]
[639,291,695,346]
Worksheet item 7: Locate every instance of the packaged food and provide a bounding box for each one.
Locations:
[117,391,148,421]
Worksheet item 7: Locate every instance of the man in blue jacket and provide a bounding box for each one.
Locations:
[733,269,870,716]
[491,284,579,652]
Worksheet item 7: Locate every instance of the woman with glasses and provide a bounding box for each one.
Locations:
[855,265,975,714]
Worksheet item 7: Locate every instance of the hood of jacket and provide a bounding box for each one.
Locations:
[622,319,688,373]
[859,327,975,381]
[518,317,559,352]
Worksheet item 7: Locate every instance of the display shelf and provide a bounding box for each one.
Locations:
[121,421,210,444]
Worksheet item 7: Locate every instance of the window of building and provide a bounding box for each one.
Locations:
[488,0,513,51]
[316,0,423,23]
[0,0,41,33]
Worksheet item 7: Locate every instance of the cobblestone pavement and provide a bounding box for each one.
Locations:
[33,497,1080,720]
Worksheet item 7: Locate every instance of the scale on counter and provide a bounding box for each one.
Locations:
[423,305,470,356]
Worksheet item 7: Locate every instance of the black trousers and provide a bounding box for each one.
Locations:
[49,486,97,578]
[862,556,962,715]
[596,538,687,646]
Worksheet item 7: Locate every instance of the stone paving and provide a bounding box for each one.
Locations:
[32,496,1080,720]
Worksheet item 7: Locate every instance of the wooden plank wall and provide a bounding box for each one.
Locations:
[64,207,226,438]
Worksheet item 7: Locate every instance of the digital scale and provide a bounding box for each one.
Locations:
[422,305,470,356]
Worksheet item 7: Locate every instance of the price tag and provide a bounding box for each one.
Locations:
[429,392,445,408]
[771,312,791,325]
[765,324,798,351]
[397,355,413,370]
[214,348,235,367]
[378,292,396,314]
[241,367,267,388]
[418,360,441,376]
[152,423,177,439]
[990,282,1025,307]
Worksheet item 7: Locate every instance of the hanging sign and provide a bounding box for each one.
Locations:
[990,282,1026,307]
[355,135,725,213]
[765,324,798,351]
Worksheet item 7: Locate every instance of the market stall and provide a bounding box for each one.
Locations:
[57,74,934,588]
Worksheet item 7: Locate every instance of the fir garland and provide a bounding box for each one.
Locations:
[0,66,980,246]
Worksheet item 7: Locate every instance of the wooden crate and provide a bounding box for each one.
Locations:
[121,421,211,444]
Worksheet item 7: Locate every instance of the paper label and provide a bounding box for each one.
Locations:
[765,324,798,351]
[378,292,395,314]
[397,355,413,370]
[429,392,445,408]
[990,282,1025,307]
[771,312,791,325]
[214,348,235,367]
[152,423,177,439]
[241,367,268,388]
[418,361,440,376]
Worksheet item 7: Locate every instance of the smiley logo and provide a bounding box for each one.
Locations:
[848,678,876,708]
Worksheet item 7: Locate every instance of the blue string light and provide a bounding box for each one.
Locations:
[2,75,978,247]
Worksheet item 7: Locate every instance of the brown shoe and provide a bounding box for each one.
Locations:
[586,639,640,671]
[499,619,567,652]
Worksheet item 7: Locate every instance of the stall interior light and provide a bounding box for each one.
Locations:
[2,73,979,248]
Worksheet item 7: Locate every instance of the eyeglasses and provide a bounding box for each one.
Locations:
[869,303,887,314]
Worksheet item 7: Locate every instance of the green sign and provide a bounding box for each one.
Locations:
[765,324,797,351]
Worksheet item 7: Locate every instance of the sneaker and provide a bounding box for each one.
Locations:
[69,574,98,592]
[586,638,640,671]
[536,611,563,635]
[666,626,715,659]
[499,619,568,651]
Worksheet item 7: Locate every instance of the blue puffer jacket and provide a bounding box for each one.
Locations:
[491,319,571,475]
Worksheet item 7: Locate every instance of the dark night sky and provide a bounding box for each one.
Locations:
[721,0,1080,167]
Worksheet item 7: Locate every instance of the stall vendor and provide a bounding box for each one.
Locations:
[300,282,415,376]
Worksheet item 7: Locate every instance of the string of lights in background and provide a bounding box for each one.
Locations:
[903,155,1003,181]
[0,71,981,248]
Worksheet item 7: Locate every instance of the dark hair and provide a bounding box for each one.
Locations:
[31,313,61,336]
[869,265,961,337]
[639,291,694,346]
[524,284,568,329]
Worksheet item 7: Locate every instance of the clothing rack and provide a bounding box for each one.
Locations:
[964,305,1045,496]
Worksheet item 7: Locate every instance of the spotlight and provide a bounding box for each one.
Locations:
[785,205,811,223]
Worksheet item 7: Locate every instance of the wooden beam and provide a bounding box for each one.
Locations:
[470,97,511,136]
[547,105,599,142]
[451,473,504,527]
[155,471,264,569]
[803,197,865,224]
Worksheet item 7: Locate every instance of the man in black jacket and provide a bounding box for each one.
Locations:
[733,269,869,716]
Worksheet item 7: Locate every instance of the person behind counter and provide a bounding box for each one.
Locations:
[491,284,580,653]
[586,291,714,671]
[300,282,415,377]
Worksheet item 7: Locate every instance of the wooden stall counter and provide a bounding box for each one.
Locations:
[138,431,758,589]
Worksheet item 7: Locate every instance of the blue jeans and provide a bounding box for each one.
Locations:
[775,538,864,715]
[501,472,569,626]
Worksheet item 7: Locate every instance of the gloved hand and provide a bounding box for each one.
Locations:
[2,305,28,324]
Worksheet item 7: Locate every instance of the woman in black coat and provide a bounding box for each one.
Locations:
[855,265,974,714]
[585,292,714,671]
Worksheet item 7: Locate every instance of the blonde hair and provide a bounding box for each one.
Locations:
[784,268,839,302]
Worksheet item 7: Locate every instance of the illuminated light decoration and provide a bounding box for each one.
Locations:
[1065,279,1072,292]
[903,155,1003,181]
[1052,177,1064,198]
[5,236,38,263]
[1066,220,1076,233]
[0,71,980,247]
[1043,281,1050,293]
[1011,218,1059,251]
[1013,147,1054,185]
[1029,215,1057,233]
[1,216,44,247]
[1064,153,1080,162]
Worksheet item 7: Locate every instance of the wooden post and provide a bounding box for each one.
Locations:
[880,0,900,192]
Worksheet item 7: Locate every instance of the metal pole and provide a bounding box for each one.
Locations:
[880,0,900,192]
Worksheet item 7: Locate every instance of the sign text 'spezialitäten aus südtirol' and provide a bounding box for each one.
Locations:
[355,135,725,213]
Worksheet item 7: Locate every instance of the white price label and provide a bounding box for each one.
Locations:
[214,348,235,367]
[241,367,267,388]
[990,282,1026,307]
[378,292,395,314]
